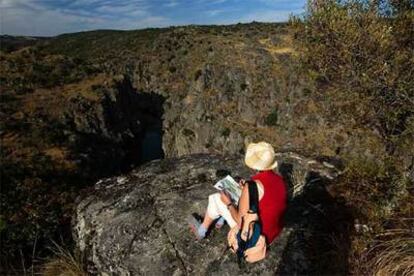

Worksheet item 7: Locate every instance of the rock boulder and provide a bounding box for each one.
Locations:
[74,153,342,275]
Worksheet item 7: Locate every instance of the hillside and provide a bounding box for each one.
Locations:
[39,23,328,157]
[1,9,413,275]
[0,35,49,53]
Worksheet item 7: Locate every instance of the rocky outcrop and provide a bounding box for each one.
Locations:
[135,51,284,158]
[47,24,301,159]
[40,22,402,173]
[74,153,343,275]
[64,76,165,176]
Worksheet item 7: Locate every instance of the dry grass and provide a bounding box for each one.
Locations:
[43,147,68,160]
[43,147,77,171]
[365,230,414,276]
[41,242,87,276]
[63,73,109,101]
[259,35,295,56]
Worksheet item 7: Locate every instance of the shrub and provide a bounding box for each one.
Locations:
[221,128,231,137]
[290,1,414,274]
[265,108,278,126]
[168,66,177,73]
[291,0,414,153]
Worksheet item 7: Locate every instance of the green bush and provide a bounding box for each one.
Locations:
[265,108,279,126]
[290,1,414,274]
[291,0,414,152]
[221,128,231,137]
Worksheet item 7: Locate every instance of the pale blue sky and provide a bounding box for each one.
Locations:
[0,0,306,36]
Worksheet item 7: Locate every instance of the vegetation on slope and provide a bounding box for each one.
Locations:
[0,35,48,53]
[0,48,102,269]
[1,47,159,271]
[291,0,413,274]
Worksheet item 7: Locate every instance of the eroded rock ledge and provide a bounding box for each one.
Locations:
[74,153,342,275]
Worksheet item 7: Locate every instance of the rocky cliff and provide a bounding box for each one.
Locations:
[43,23,317,159]
[0,48,165,259]
[74,153,345,275]
[41,23,393,164]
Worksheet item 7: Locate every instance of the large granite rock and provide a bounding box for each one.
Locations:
[74,153,342,275]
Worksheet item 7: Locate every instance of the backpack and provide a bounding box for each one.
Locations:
[227,180,267,263]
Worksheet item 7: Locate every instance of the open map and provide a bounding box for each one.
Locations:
[214,175,242,203]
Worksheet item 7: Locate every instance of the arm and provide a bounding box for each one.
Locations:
[220,184,249,228]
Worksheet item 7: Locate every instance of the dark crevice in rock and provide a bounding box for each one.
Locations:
[152,199,188,275]
[124,212,162,260]
[124,233,139,262]
[113,77,166,170]
[162,228,188,275]
[71,75,166,181]
[165,183,204,194]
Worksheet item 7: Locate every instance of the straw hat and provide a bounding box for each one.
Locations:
[244,142,278,171]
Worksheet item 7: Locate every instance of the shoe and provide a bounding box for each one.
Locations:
[187,214,205,240]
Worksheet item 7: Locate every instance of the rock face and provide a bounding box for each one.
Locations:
[45,24,309,159]
[74,153,342,275]
[64,76,165,175]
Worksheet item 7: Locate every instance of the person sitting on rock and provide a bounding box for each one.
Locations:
[188,142,287,245]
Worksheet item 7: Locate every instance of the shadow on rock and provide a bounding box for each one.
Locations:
[277,162,354,275]
[69,76,166,180]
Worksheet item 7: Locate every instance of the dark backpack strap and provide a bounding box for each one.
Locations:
[235,180,261,265]
[247,180,259,213]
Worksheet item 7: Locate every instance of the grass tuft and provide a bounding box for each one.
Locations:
[366,230,414,276]
[41,242,87,276]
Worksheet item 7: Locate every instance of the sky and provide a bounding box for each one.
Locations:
[0,0,306,37]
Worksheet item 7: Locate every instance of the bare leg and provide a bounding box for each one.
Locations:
[201,212,214,229]
[189,193,234,239]
[189,211,213,240]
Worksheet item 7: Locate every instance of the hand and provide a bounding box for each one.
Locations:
[220,191,232,205]
[238,179,246,187]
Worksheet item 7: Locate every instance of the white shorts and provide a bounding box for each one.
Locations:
[206,193,237,228]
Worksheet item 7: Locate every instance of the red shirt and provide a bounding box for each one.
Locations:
[252,170,287,244]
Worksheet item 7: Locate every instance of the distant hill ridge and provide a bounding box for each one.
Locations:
[0,35,49,52]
